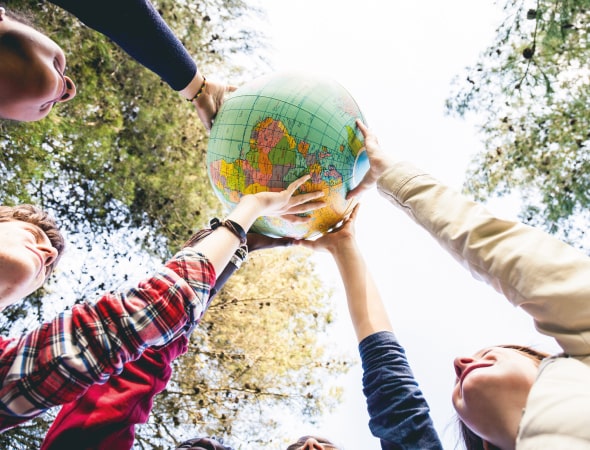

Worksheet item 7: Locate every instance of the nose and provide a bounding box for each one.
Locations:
[300,438,325,450]
[453,356,474,379]
[56,75,77,103]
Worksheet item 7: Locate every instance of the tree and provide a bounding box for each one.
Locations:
[446,0,590,250]
[140,248,349,449]
[0,1,351,447]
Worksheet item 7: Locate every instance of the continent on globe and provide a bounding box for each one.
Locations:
[207,71,370,239]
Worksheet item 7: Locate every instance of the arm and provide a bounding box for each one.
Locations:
[353,120,590,356]
[40,233,292,450]
[47,0,235,130]
[296,206,443,449]
[0,175,324,430]
[40,336,189,450]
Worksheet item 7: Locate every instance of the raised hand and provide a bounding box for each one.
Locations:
[347,120,396,199]
[226,174,325,238]
[295,203,360,255]
[193,79,238,131]
[247,174,326,219]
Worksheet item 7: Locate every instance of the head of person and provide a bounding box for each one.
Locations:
[0,6,76,122]
[176,435,340,450]
[175,436,234,450]
[285,435,340,450]
[453,344,550,450]
[0,204,65,309]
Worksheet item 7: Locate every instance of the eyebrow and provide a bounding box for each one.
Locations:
[22,223,48,243]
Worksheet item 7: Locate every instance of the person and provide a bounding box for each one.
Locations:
[0,1,232,128]
[0,174,325,432]
[40,232,297,450]
[39,206,438,450]
[340,119,590,449]
[294,204,444,450]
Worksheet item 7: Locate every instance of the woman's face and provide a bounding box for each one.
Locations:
[0,15,76,121]
[452,346,539,441]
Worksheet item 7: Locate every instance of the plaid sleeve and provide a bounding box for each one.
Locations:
[0,248,215,431]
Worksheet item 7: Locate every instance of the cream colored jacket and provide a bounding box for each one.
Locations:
[377,162,590,449]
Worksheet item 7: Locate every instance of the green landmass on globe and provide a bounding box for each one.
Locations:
[207,71,370,239]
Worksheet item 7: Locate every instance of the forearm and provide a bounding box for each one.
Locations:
[48,0,197,90]
[377,161,590,355]
[42,241,248,448]
[190,196,261,275]
[331,242,392,342]
[0,249,214,428]
[41,336,189,450]
[360,331,443,449]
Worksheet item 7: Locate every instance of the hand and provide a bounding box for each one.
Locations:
[244,174,326,219]
[347,120,396,199]
[295,203,360,254]
[227,175,326,233]
[193,79,238,131]
[247,232,295,252]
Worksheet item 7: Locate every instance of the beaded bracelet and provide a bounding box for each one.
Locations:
[209,218,247,246]
[187,76,207,102]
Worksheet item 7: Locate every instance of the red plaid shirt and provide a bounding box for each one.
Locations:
[0,248,215,431]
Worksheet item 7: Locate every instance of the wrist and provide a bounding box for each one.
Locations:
[209,218,247,246]
[225,196,261,233]
[329,238,358,258]
[180,72,206,101]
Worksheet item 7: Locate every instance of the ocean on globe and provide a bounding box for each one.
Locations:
[206,72,370,239]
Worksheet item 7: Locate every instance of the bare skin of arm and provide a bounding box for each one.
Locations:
[191,174,325,276]
[295,204,392,342]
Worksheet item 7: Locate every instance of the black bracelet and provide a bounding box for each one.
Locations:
[210,218,247,246]
[187,76,207,102]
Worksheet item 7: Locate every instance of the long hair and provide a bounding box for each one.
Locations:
[457,345,551,450]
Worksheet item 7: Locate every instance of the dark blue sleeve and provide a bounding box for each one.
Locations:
[359,331,444,450]
[48,0,197,90]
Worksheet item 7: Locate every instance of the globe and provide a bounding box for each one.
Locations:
[206,72,369,239]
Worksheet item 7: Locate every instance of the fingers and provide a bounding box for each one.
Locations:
[281,213,313,224]
[356,118,369,137]
[286,174,311,194]
[289,190,325,206]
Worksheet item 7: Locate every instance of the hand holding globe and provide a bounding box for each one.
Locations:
[207,72,370,239]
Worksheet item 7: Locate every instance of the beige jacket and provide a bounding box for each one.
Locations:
[377,161,590,449]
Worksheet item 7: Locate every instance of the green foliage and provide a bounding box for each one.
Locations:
[140,248,350,448]
[0,0,350,448]
[446,0,590,250]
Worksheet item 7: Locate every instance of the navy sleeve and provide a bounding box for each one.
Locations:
[359,331,444,450]
[48,0,197,90]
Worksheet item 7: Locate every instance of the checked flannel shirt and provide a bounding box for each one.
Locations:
[0,248,215,432]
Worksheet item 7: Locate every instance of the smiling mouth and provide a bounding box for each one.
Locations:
[459,363,492,386]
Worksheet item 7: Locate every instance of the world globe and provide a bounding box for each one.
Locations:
[206,72,369,239]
